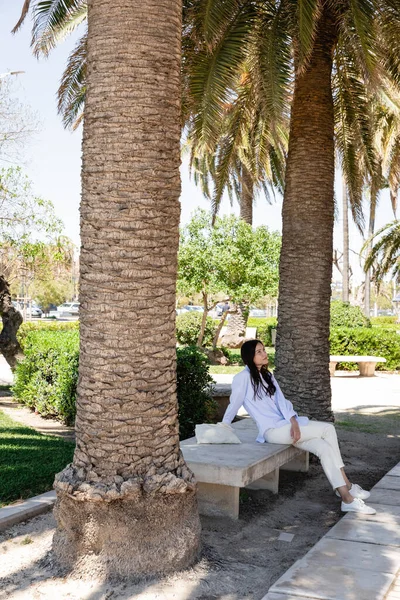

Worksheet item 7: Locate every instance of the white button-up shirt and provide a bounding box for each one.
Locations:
[222,366,309,443]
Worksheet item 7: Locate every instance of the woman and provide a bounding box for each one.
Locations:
[222,339,376,514]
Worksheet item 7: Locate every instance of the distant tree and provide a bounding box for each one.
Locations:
[0,167,64,367]
[178,209,280,346]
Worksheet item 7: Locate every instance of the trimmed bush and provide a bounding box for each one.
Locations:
[330,300,371,328]
[17,320,79,350]
[370,316,399,327]
[176,345,216,440]
[176,311,216,346]
[254,317,277,346]
[13,332,216,436]
[330,326,400,370]
[13,330,79,424]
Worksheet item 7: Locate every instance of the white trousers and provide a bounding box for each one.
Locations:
[264,421,346,489]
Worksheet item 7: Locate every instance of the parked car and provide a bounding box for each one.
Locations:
[177,305,204,315]
[57,302,80,317]
[11,301,42,318]
[249,309,267,318]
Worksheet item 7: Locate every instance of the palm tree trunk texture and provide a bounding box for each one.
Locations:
[275,6,337,421]
[0,276,23,369]
[342,180,349,303]
[52,0,201,577]
[364,185,377,317]
[240,164,253,225]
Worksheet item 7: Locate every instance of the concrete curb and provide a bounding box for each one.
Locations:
[0,490,56,532]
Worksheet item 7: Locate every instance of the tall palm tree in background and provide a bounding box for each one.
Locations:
[363,100,400,316]
[181,0,400,419]
[15,0,201,577]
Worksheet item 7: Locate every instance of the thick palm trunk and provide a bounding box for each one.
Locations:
[52,0,201,577]
[275,7,337,421]
[342,180,349,302]
[240,164,253,224]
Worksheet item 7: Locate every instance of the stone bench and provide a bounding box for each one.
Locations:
[180,418,309,519]
[329,355,386,377]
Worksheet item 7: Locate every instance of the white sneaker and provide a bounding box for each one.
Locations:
[341,498,376,514]
[335,483,370,500]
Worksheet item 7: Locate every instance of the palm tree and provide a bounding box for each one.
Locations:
[15,0,201,577]
[364,100,400,315]
[182,0,400,419]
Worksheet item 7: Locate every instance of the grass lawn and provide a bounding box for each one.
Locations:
[0,410,75,507]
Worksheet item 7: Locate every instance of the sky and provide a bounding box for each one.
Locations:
[0,2,397,286]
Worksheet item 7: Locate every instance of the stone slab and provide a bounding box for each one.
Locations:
[262,594,318,600]
[374,475,400,491]
[0,491,56,532]
[269,563,394,600]
[330,355,386,362]
[387,465,400,477]
[368,488,400,506]
[343,503,400,524]
[388,465,400,477]
[326,518,400,547]
[295,537,400,574]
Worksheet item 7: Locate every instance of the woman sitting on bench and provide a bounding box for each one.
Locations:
[222,339,376,515]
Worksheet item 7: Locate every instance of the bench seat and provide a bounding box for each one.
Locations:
[180,419,308,519]
[329,355,386,377]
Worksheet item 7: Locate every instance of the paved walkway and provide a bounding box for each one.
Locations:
[263,462,400,600]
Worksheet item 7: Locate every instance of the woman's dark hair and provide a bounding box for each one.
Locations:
[241,339,276,399]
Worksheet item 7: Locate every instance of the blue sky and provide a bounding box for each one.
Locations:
[0,2,396,285]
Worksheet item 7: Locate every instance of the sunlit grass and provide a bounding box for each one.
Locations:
[0,410,75,507]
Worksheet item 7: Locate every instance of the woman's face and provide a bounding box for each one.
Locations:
[253,342,268,370]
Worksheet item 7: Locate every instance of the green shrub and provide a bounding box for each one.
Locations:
[176,311,216,346]
[371,316,398,326]
[13,330,79,424]
[330,327,400,370]
[330,300,371,328]
[17,320,79,351]
[254,317,277,346]
[176,346,216,440]
[13,332,216,436]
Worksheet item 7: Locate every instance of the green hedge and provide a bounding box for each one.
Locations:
[16,320,79,350]
[13,331,215,438]
[176,311,216,346]
[330,300,371,328]
[176,346,216,439]
[370,316,397,325]
[13,330,79,424]
[252,317,277,346]
[330,327,400,370]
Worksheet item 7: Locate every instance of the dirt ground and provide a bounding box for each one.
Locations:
[0,399,399,600]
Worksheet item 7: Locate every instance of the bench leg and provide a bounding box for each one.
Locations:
[358,361,376,376]
[246,468,279,494]
[329,361,337,377]
[196,482,240,519]
[280,451,309,473]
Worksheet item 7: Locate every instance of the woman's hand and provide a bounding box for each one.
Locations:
[290,418,301,444]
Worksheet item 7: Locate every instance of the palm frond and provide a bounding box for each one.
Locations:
[32,0,87,58]
[362,219,400,280]
[296,0,321,69]
[57,31,87,129]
